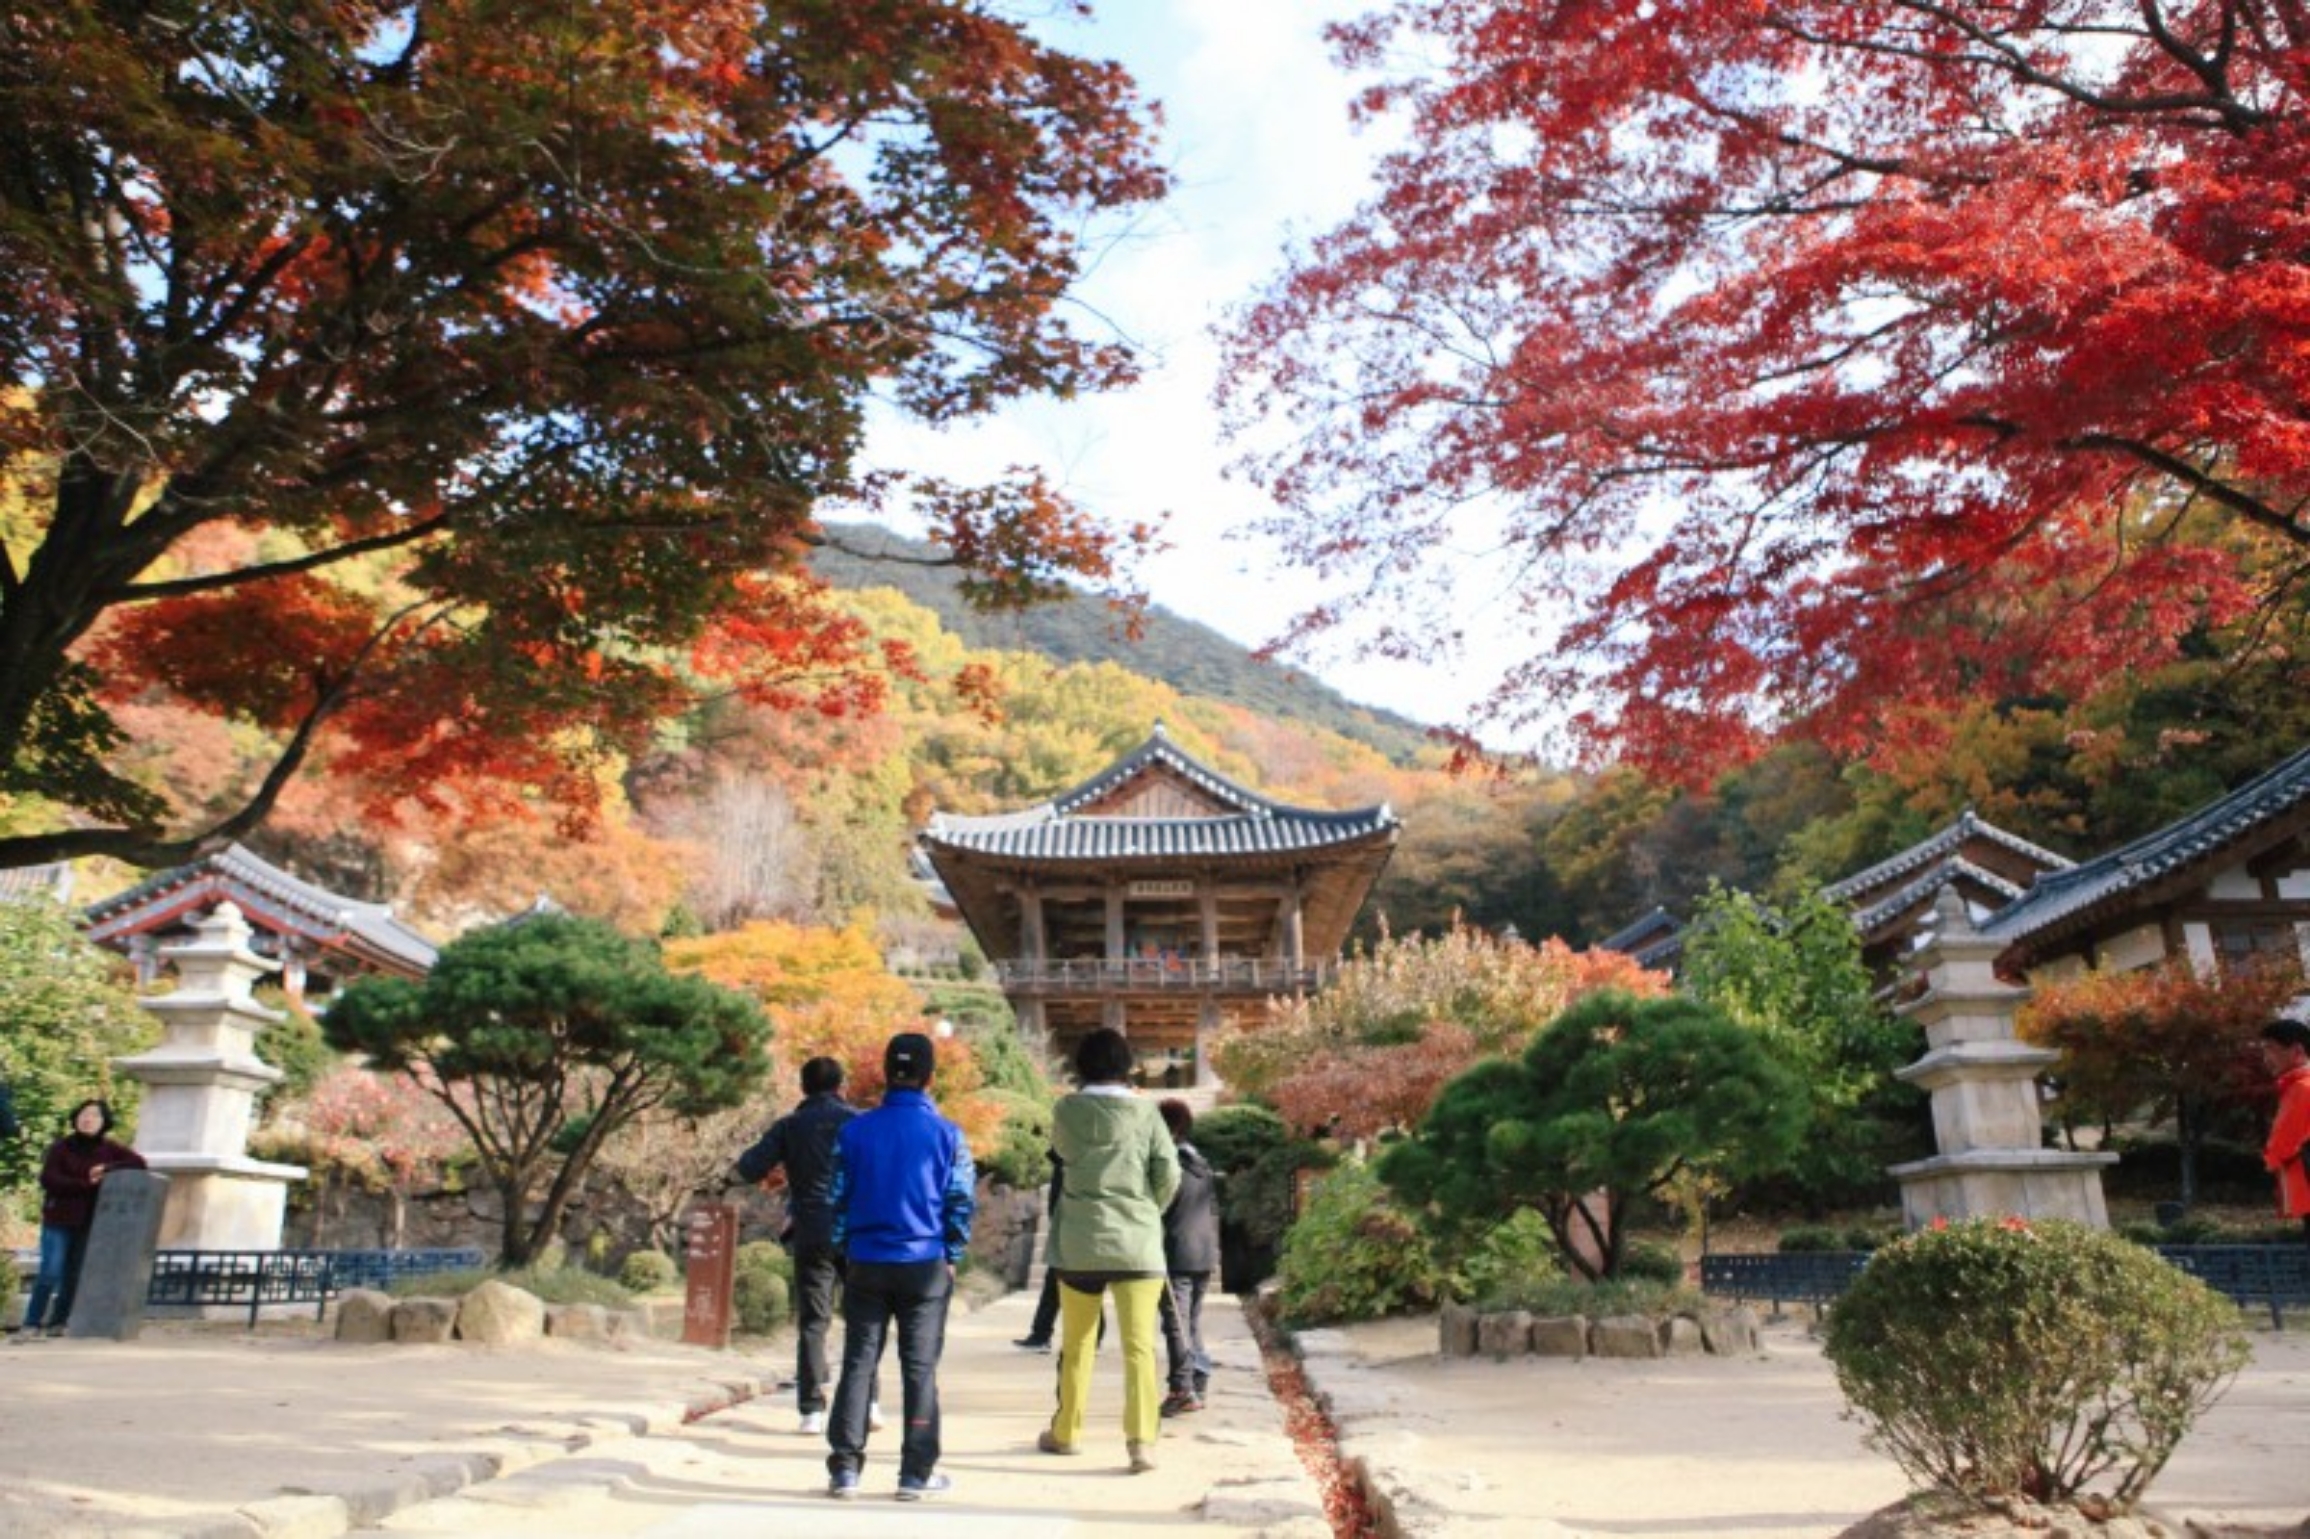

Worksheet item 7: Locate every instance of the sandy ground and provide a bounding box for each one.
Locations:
[1303,1313,2310,1538]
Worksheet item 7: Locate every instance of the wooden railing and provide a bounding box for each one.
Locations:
[995,957,1334,993]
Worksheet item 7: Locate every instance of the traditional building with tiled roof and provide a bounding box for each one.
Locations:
[1984,742,2310,982]
[1597,810,2073,985]
[1595,906,1685,972]
[83,843,437,1003]
[918,723,1399,1084]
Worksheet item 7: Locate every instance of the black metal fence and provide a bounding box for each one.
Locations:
[1698,1243,2310,1329]
[145,1247,484,1327]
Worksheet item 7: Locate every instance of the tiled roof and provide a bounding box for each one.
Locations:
[84,843,437,974]
[1822,810,2071,903]
[1596,906,1684,968]
[921,724,1398,862]
[1850,857,2028,938]
[0,863,73,903]
[1985,741,2310,946]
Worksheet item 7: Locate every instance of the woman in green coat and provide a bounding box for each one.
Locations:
[1037,1028,1180,1472]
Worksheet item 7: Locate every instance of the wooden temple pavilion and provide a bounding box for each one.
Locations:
[83,842,437,1005]
[918,724,1399,1084]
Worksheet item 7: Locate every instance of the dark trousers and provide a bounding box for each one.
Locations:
[1027,1268,1061,1341]
[1161,1272,1212,1393]
[792,1243,843,1413]
[828,1259,951,1482]
[23,1224,89,1332]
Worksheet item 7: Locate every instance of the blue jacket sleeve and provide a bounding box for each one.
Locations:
[826,1146,849,1253]
[941,1133,977,1264]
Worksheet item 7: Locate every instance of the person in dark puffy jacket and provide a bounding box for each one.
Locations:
[1156,1098,1220,1415]
[735,1056,857,1432]
[23,1099,146,1336]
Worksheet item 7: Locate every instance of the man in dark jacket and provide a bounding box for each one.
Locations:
[823,1032,975,1501]
[1157,1098,1220,1416]
[735,1057,856,1432]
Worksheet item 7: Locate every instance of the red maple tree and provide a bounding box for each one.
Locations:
[1225,0,2309,778]
[0,0,1165,866]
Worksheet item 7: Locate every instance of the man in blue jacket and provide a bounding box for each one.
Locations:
[734,1056,856,1433]
[824,1031,975,1501]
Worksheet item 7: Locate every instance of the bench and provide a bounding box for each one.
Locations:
[2154,1244,2310,1330]
[144,1247,484,1328]
[1697,1251,1870,1312]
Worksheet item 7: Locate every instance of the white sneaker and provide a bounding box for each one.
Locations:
[799,1411,826,1435]
[868,1402,886,1432]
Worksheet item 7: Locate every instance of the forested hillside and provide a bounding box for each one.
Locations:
[811,523,1431,765]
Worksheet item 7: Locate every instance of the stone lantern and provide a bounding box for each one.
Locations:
[115,903,307,1250]
[1887,888,2113,1228]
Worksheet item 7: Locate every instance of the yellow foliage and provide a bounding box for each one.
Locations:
[667,922,1002,1156]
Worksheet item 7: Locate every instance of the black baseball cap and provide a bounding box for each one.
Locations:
[885,1031,936,1085]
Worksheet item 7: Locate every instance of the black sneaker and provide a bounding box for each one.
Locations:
[828,1468,860,1500]
[1013,1335,1052,1352]
[1160,1389,1203,1417]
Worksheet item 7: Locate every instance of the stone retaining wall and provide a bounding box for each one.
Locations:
[1436,1301,1763,1359]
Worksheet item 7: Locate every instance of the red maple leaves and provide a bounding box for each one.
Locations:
[1227,0,2310,778]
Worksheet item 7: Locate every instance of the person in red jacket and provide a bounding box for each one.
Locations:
[21,1099,146,1336]
[2259,1019,2310,1242]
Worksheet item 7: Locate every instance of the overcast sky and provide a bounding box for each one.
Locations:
[865,1,1532,738]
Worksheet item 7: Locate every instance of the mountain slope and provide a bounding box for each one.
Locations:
[811,522,1435,764]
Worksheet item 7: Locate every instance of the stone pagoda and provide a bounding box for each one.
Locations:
[115,903,307,1250]
[1887,888,2112,1228]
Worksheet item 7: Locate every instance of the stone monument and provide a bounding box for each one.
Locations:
[1887,888,2113,1228]
[115,903,307,1251]
[67,1167,170,1340]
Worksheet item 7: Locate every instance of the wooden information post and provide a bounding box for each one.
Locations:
[681,1202,738,1349]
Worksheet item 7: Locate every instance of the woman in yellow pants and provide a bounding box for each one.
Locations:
[1038,1028,1180,1472]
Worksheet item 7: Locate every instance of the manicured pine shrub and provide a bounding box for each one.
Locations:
[732,1241,793,1335]
[1822,1216,2247,1511]
[617,1250,680,1293]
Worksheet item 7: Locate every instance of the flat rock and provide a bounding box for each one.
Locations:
[1529,1314,1587,1357]
[545,1303,609,1341]
[1439,1302,1479,1357]
[1703,1305,1761,1356]
[1476,1310,1531,1360]
[1664,1315,1705,1355]
[334,1289,394,1344]
[391,1297,458,1344]
[1589,1314,1664,1358]
[457,1280,545,1345]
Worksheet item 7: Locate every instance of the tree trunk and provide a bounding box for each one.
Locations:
[2177,1097,2201,1212]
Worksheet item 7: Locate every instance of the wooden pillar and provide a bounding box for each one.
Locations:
[1282,880,1305,968]
[1105,884,1126,960]
[1195,998,1222,1088]
[1199,883,1219,963]
[1020,885,1047,965]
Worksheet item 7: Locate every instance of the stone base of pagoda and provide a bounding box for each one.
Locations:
[140,1153,307,1252]
[1888,1149,2117,1231]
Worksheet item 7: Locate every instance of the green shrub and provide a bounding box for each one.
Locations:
[618,1250,680,1293]
[1823,1217,2248,1510]
[1454,1208,1561,1305]
[1777,1224,1844,1252]
[388,1262,632,1307]
[1482,1273,1701,1319]
[976,1088,1055,1191]
[1844,1224,1896,1253]
[1276,1162,1446,1326]
[733,1241,793,1335]
[1619,1238,1685,1285]
[1197,1103,1328,1259]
